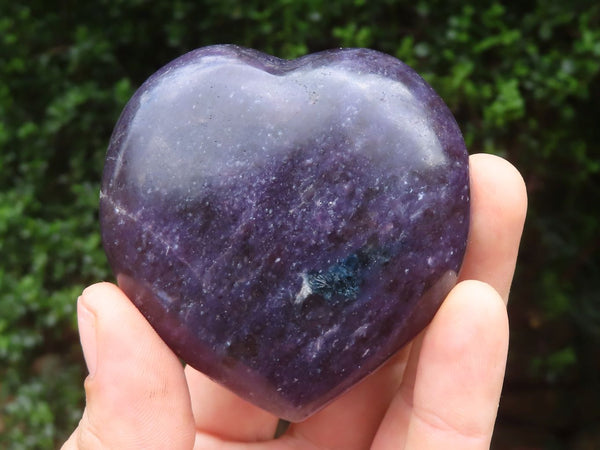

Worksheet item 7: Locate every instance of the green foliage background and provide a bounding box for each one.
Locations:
[1,0,599,448]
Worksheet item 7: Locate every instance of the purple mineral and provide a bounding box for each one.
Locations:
[99,45,469,421]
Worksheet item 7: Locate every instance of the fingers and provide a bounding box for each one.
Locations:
[62,283,195,450]
[459,153,527,302]
[185,365,279,444]
[372,280,509,450]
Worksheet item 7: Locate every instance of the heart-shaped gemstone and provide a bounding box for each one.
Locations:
[100,45,469,421]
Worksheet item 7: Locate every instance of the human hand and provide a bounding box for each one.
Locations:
[63,153,526,450]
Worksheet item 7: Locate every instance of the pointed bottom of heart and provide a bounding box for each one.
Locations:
[117,270,456,421]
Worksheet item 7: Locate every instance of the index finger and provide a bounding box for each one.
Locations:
[458,153,527,302]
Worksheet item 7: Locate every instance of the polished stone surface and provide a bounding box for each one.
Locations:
[100,45,470,421]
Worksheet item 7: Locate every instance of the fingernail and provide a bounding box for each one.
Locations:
[78,296,98,378]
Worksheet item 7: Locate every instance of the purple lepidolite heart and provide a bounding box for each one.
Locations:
[99,45,469,421]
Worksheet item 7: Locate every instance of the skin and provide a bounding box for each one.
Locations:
[63,153,527,450]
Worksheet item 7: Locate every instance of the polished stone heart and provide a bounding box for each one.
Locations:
[100,45,469,421]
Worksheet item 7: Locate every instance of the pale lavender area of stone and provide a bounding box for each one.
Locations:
[100,45,469,421]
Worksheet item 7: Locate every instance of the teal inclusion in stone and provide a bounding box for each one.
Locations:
[298,245,392,305]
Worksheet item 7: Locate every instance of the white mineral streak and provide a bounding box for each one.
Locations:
[294,272,313,305]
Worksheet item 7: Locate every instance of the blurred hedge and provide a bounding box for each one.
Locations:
[1,1,599,448]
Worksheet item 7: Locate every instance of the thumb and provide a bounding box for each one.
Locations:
[62,282,195,449]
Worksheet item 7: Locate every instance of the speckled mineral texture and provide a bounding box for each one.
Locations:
[99,45,470,421]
